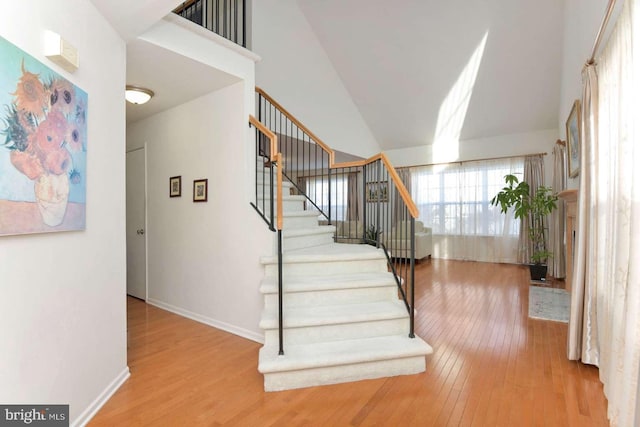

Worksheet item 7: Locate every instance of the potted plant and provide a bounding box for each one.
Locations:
[490,174,558,281]
[364,224,380,246]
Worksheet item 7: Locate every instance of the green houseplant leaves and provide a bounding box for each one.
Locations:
[490,174,558,265]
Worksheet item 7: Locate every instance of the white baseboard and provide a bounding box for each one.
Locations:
[146,298,264,344]
[72,367,130,427]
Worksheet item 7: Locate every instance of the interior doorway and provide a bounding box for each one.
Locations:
[126,147,147,300]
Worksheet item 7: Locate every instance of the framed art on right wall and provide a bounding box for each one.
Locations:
[193,179,208,202]
[566,99,581,178]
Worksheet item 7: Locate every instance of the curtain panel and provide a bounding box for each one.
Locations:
[549,144,567,278]
[517,155,545,264]
[570,1,640,425]
[346,172,361,221]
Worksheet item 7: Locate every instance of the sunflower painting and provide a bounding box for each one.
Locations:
[0,35,88,236]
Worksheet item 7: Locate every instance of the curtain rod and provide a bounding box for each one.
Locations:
[588,0,617,65]
[396,152,547,170]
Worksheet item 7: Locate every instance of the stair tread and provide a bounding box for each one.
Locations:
[257,194,306,202]
[261,243,386,265]
[260,272,396,293]
[281,210,322,218]
[258,335,432,373]
[260,300,408,328]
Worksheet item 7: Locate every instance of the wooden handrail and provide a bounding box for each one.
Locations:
[249,115,283,230]
[380,153,418,218]
[255,87,336,165]
[333,154,417,218]
[249,115,278,161]
[173,0,198,14]
[255,87,418,219]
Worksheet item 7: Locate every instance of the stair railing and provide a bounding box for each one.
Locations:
[255,87,419,339]
[248,116,285,355]
[174,0,247,48]
[255,87,334,222]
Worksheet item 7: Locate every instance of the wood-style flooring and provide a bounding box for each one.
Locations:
[90,259,609,426]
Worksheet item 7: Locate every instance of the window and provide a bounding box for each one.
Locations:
[305,174,348,221]
[410,157,524,236]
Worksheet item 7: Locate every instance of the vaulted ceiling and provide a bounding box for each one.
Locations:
[297,0,565,150]
[93,0,565,151]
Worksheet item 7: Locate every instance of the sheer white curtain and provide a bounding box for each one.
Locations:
[305,175,349,221]
[410,157,523,262]
[569,1,640,425]
[569,64,600,363]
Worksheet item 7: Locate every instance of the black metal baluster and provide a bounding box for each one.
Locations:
[233,0,238,43]
[409,217,415,338]
[254,124,258,209]
[223,0,227,38]
[242,0,246,47]
[277,228,284,355]
[363,165,367,242]
[327,162,331,224]
[202,0,207,31]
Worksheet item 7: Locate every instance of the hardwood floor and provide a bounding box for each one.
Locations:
[90,260,608,426]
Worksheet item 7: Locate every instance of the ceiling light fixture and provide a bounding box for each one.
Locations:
[125,85,154,105]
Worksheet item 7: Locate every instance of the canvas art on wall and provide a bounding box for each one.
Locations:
[566,100,581,178]
[0,35,88,236]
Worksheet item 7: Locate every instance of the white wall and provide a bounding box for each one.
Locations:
[252,0,380,158]
[0,1,128,425]
[560,0,619,188]
[127,82,271,342]
[386,129,559,186]
[126,16,270,342]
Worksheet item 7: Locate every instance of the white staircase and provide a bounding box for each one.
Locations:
[257,172,433,392]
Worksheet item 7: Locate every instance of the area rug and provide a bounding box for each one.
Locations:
[528,286,570,323]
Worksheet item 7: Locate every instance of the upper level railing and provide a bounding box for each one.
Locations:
[255,87,419,339]
[174,0,247,48]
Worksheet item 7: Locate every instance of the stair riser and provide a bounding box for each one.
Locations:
[263,286,399,308]
[258,199,305,212]
[283,232,335,251]
[262,355,426,392]
[282,215,321,229]
[263,317,409,346]
[264,259,388,277]
[256,182,294,194]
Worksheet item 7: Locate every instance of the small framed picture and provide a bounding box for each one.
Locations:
[193,179,208,202]
[169,176,182,197]
[366,181,388,202]
[566,100,581,178]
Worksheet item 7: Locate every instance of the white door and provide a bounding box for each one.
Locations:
[126,148,146,300]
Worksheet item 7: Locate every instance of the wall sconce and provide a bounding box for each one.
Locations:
[125,85,154,105]
[44,30,79,73]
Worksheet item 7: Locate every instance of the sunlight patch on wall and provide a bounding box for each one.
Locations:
[432,31,489,167]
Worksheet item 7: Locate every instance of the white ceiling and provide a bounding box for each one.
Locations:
[90,0,179,41]
[93,0,565,148]
[125,39,240,124]
[297,0,565,150]
[90,0,241,124]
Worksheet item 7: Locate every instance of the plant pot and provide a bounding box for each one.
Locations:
[529,263,548,281]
